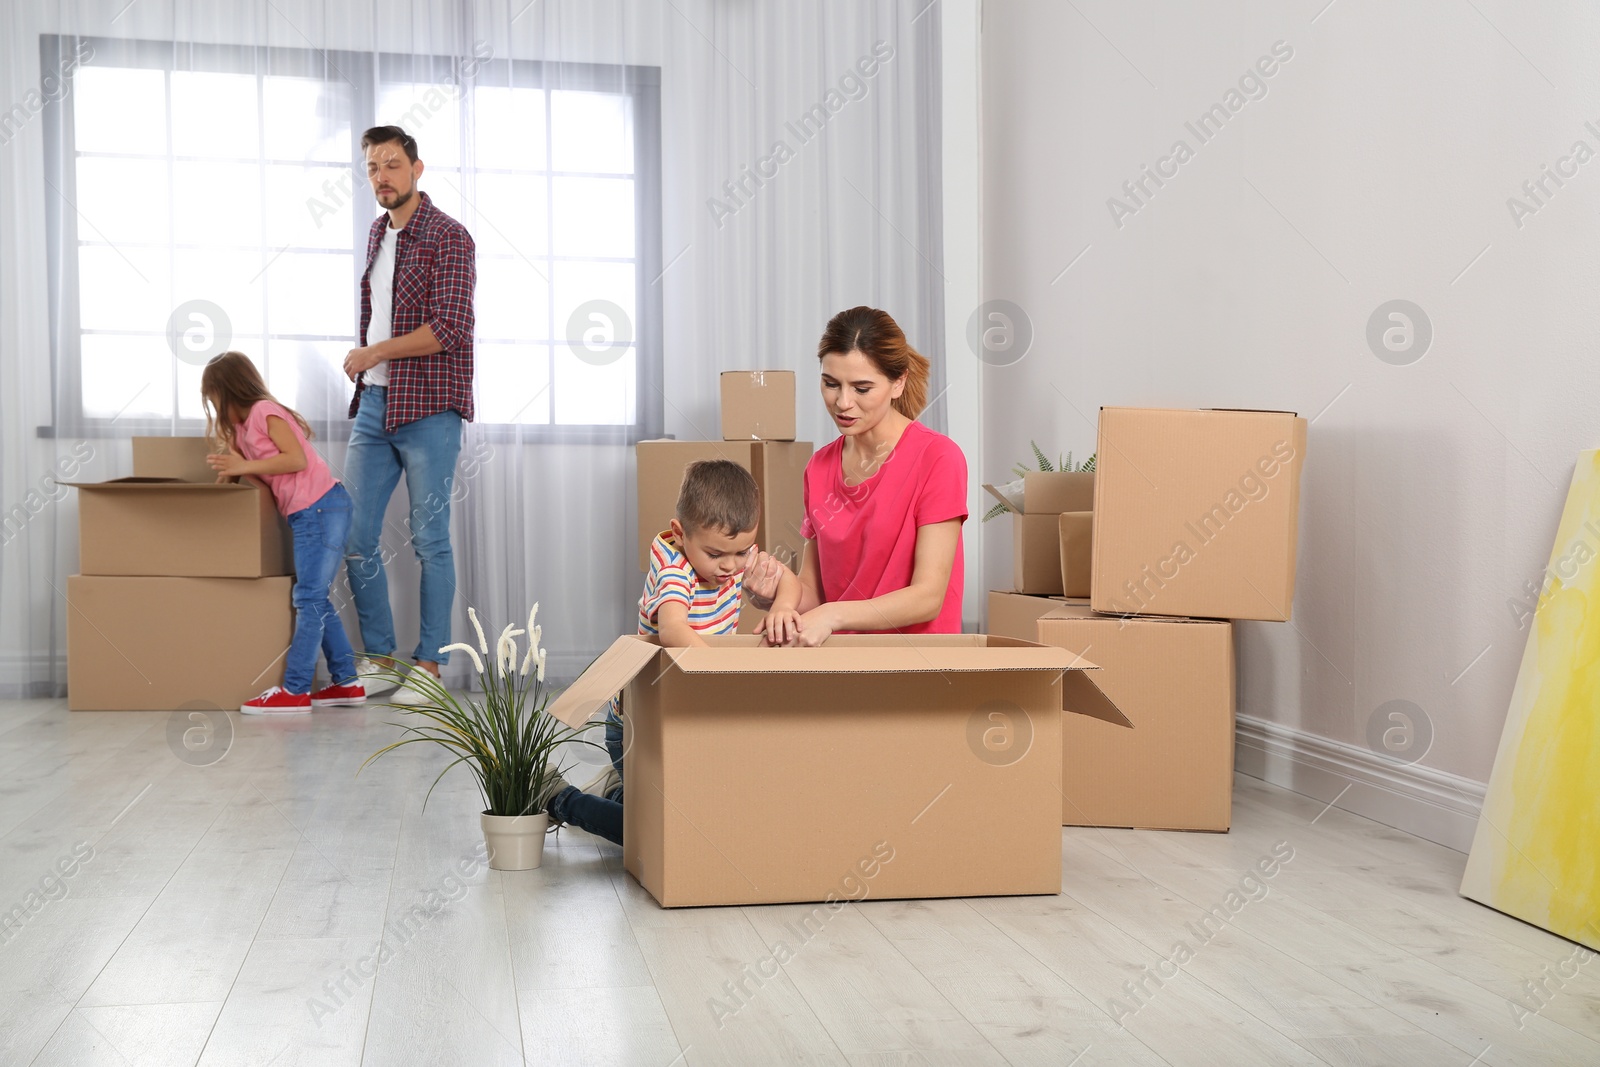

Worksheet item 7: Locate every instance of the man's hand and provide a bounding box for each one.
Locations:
[343,346,383,381]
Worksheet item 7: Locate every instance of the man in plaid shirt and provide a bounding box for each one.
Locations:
[341,125,476,704]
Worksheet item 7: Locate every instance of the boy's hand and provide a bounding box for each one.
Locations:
[743,549,786,605]
[760,608,803,647]
[206,450,250,478]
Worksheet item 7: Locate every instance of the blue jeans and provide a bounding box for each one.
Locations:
[548,720,624,845]
[343,386,463,665]
[284,483,359,694]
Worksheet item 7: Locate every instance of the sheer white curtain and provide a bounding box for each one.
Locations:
[0,0,945,696]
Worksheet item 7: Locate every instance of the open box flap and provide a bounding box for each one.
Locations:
[58,477,260,491]
[982,482,1024,514]
[665,634,1101,676]
[982,473,1093,516]
[547,635,662,727]
[1061,671,1133,728]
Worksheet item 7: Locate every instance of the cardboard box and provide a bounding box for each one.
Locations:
[1035,602,1235,831]
[986,590,1068,641]
[1092,408,1306,621]
[549,634,1131,907]
[635,440,812,572]
[64,437,292,578]
[131,435,218,483]
[67,575,292,710]
[983,472,1095,595]
[1057,512,1093,599]
[721,370,797,441]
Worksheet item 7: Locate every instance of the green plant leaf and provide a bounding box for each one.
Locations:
[1031,440,1051,472]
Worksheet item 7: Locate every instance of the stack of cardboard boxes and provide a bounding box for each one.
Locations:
[989,408,1307,832]
[635,371,812,633]
[64,437,293,711]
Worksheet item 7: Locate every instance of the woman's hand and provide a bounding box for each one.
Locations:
[760,608,803,646]
[206,450,250,479]
[793,604,838,648]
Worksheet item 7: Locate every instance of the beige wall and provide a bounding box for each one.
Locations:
[980,1,1600,783]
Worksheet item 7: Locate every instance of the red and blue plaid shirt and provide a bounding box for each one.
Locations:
[349,191,477,433]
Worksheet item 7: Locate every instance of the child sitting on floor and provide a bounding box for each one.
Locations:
[537,459,800,843]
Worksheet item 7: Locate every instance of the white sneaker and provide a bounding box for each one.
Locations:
[581,765,622,798]
[388,671,441,707]
[356,657,401,695]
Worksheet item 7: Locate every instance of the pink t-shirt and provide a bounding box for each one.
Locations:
[799,420,967,634]
[236,400,338,517]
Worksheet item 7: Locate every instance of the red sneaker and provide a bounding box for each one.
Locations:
[241,686,312,715]
[311,681,367,708]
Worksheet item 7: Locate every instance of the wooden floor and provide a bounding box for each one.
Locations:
[1,697,1596,1066]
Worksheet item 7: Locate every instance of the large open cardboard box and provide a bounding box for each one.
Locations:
[63,437,291,578]
[983,472,1095,595]
[1036,602,1235,831]
[635,440,812,572]
[549,634,1130,907]
[720,370,797,441]
[67,575,292,710]
[1092,407,1306,621]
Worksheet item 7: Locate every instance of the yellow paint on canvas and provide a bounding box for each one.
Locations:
[1462,451,1600,950]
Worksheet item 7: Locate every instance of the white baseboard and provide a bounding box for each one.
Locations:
[1235,714,1487,853]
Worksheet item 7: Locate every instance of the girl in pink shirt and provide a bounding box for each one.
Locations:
[201,352,365,715]
[761,307,968,645]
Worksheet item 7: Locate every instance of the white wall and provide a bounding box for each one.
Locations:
[980,0,1600,786]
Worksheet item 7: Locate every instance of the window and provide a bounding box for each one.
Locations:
[43,36,663,440]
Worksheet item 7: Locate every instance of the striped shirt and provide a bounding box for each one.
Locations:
[607,530,743,722]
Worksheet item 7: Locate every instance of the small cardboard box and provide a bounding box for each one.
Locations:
[549,633,1131,907]
[64,437,292,578]
[1036,602,1235,831]
[983,472,1095,595]
[986,590,1069,641]
[721,370,797,441]
[1092,408,1306,621]
[1057,512,1093,599]
[67,575,292,710]
[635,440,812,572]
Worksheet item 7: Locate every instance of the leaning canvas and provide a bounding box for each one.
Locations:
[1460,450,1600,951]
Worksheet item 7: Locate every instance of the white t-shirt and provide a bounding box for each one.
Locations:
[365,223,401,387]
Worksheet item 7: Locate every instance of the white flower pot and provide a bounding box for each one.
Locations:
[480,811,549,870]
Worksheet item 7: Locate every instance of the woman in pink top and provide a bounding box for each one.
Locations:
[760,307,967,646]
[200,352,366,715]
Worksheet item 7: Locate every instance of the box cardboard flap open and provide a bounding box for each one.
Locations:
[61,477,261,492]
[982,471,1095,515]
[549,633,1130,728]
[133,436,216,482]
[1061,670,1133,728]
[547,636,663,727]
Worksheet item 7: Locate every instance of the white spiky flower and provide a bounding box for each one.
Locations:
[496,624,525,674]
[468,607,489,655]
[536,647,547,682]
[439,642,484,674]
[528,602,539,631]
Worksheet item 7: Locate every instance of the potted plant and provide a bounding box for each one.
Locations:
[983,443,1096,522]
[361,604,599,870]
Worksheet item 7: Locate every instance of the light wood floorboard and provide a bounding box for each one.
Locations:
[0,699,1593,1065]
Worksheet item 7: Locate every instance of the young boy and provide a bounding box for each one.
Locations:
[538,460,800,844]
